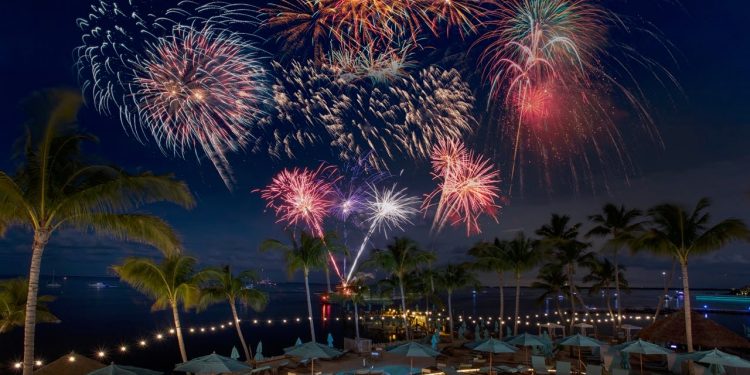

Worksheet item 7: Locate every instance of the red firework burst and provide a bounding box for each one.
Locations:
[424,139,502,236]
[257,164,340,237]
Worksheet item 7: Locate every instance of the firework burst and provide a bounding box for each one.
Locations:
[257,164,341,237]
[476,0,676,193]
[419,0,483,38]
[346,183,420,282]
[260,61,475,169]
[133,25,266,187]
[423,139,502,236]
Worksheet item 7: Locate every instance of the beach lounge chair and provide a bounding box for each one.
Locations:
[586,365,602,375]
[612,368,628,375]
[532,356,550,375]
[555,361,571,375]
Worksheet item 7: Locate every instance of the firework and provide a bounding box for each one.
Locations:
[346,184,419,282]
[76,1,264,188]
[476,0,675,193]
[420,0,483,38]
[328,41,415,83]
[257,164,340,237]
[259,61,475,170]
[423,139,502,236]
[133,25,266,187]
[263,0,336,60]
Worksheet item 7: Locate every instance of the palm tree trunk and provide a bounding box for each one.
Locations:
[399,277,410,340]
[304,268,316,342]
[680,260,693,352]
[613,252,622,330]
[172,302,188,362]
[354,301,361,341]
[325,266,332,293]
[514,272,521,336]
[568,265,576,332]
[230,301,252,361]
[448,290,454,338]
[654,260,677,320]
[605,289,615,335]
[498,272,505,338]
[22,229,49,375]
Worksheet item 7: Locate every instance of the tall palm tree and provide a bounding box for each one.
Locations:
[0,278,59,333]
[583,258,628,332]
[468,239,510,336]
[531,264,569,319]
[113,255,203,362]
[638,198,749,352]
[536,214,593,331]
[333,272,372,342]
[436,263,478,338]
[0,90,194,375]
[587,204,642,329]
[199,266,268,361]
[365,237,435,340]
[261,231,334,342]
[504,232,541,335]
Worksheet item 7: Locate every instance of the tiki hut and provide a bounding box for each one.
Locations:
[638,311,750,349]
[34,352,105,375]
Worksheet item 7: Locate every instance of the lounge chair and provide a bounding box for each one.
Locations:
[555,361,571,375]
[586,365,602,375]
[612,368,628,375]
[532,356,550,375]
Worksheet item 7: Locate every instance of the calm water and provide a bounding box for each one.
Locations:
[1,276,748,373]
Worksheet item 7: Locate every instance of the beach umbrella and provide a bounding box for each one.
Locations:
[388,341,441,373]
[230,346,239,360]
[506,333,547,364]
[470,338,517,374]
[255,341,264,361]
[458,326,465,338]
[678,349,750,375]
[620,324,642,341]
[431,332,439,350]
[494,321,499,333]
[285,341,344,375]
[174,352,250,374]
[573,322,594,336]
[296,337,303,346]
[88,363,162,375]
[613,339,672,375]
[558,334,603,373]
[540,331,554,357]
[505,326,512,338]
[475,324,482,342]
[327,333,334,348]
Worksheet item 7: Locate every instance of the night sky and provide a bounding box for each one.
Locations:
[1,1,749,288]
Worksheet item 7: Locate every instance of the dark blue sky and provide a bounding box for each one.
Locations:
[1,1,749,287]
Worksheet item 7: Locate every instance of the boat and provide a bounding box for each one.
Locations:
[88,282,107,289]
[47,270,61,288]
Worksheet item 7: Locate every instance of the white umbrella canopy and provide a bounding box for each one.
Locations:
[174,353,251,374]
[613,339,673,375]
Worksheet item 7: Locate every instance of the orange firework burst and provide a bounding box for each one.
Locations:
[423,139,502,236]
[264,0,337,59]
[420,0,483,38]
[257,164,341,237]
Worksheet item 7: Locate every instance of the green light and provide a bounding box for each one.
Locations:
[695,295,750,304]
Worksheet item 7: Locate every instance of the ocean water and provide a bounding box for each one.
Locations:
[1,276,748,373]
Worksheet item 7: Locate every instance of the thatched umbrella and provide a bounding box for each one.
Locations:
[34,352,105,375]
[638,312,750,349]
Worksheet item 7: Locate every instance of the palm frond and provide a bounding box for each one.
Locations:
[65,213,182,256]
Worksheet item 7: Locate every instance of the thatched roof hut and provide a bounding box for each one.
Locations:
[34,352,105,375]
[638,311,750,349]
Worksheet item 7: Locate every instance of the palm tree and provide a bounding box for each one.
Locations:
[113,255,203,362]
[0,278,59,333]
[638,198,749,352]
[587,204,642,329]
[531,264,569,319]
[261,231,334,342]
[436,263,478,338]
[504,232,541,335]
[583,258,628,332]
[333,272,372,342]
[468,239,510,336]
[0,90,194,375]
[365,237,435,340]
[536,214,593,331]
[199,266,268,361]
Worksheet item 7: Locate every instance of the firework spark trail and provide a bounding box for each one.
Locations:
[257,164,341,238]
[423,139,502,236]
[260,61,475,170]
[345,184,419,283]
[76,1,265,189]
